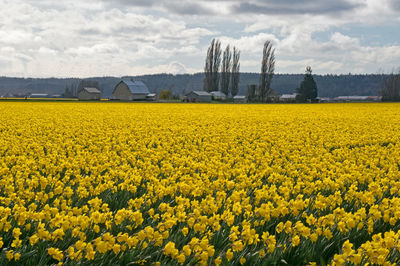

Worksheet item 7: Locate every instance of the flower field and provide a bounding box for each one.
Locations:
[1,102,400,265]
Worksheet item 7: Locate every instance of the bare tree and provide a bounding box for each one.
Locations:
[221,45,231,96]
[204,39,222,92]
[230,46,240,97]
[259,40,275,102]
[381,69,400,101]
[204,40,214,92]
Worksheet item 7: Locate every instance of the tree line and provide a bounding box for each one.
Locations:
[203,39,240,97]
[204,39,319,103]
[381,70,400,101]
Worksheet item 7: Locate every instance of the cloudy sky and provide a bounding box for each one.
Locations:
[0,0,399,77]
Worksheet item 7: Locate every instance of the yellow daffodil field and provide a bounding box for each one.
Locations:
[1,102,400,265]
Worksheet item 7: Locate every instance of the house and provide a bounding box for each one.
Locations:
[78,87,101,100]
[233,95,247,103]
[211,91,227,100]
[112,80,151,101]
[280,93,297,102]
[185,91,212,102]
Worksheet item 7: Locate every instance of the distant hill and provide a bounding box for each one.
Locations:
[0,73,386,98]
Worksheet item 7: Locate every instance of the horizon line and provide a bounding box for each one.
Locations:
[0,72,392,80]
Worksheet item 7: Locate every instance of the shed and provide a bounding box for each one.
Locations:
[112,80,150,101]
[211,91,227,100]
[233,95,247,103]
[146,93,156,101]
[280,93,297,102]
[185,91,212,102]
[78,87,101,100]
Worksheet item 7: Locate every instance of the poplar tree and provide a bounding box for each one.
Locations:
[204,39,221,92]
[221,45,231,96]
[230,46,240,97]
[259,40,275,102]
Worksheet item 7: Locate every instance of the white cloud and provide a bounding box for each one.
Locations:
[0,0,399,77]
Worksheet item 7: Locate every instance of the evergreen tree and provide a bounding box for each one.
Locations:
[296,66,318,102]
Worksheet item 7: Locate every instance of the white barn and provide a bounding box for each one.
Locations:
[78,87,101,100]
[112,80,151,101]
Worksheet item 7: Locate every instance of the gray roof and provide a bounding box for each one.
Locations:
[187,91,211,96]
[233,95,246,98]
[122,80,150,94]
[83,87,101,94]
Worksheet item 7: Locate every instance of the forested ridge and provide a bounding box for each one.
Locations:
[0,73,386,98]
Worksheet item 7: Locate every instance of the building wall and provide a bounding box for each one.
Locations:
[234,98,247,103]
[78,90,101,100]
[187,92,211,102]
[112,83,133,101]
[132,93,148,100]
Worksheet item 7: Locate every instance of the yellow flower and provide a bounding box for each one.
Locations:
[182,227,189,236]
[48,247,64,261]
[292,235,300,247]
[226,249,234,261]
[310,233,318,243]
[85,243,96,260]
[182,245,191,256]
[215,256,222,266]
[14,252,21,261]
[113,244,121,254]
[240,257,246,265]
[232,240,244,252]
[177,253,186,264]
[259,249,266,257]
[6,250,14,261]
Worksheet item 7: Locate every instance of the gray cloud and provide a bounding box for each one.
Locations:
[389,0,400,11]
[232,0,364,15]
[101,0,366,16]
[163,2,214,15]
[103,0,215,15]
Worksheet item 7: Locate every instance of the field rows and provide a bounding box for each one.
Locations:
[1,102,400,265]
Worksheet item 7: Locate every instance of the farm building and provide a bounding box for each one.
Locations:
[112,80,151,101]
[211,91,227,100]
[332,96,382,102]
[78,87,101,100]
[185,91,212,102]
[146,93,156,101]
[280,93,297,102]
[30,93,49,98]
[233,95,247,103]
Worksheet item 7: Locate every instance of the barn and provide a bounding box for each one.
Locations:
[112,80,150,101]
[185,91,212,102]
[211,91,227,100]
[78,87,101,100]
